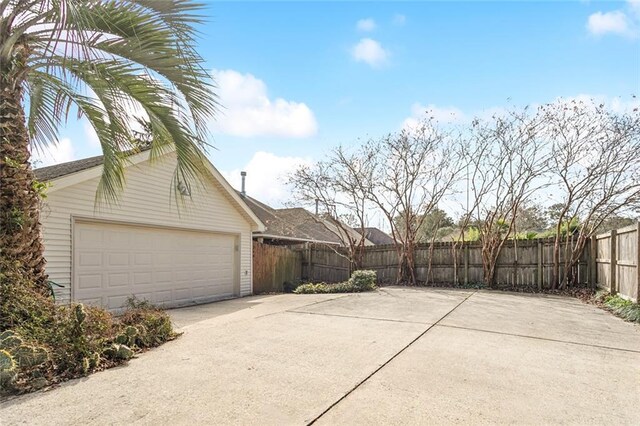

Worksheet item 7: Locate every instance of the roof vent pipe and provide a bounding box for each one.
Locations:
[240,171,247,197]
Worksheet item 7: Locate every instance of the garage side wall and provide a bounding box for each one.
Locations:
[41,153,254,304]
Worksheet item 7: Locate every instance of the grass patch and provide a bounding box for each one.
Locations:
[294,270,377,294]
[595,292,640,323]
[0,261,178,395]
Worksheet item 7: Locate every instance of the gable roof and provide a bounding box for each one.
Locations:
[34,149,265,232]
[361,227,395,245]
[240,193,373,246]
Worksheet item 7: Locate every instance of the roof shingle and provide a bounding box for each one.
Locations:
[34,154,106,181]
[241,193,372,245]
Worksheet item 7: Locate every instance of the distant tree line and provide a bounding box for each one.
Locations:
[289,97,640,289]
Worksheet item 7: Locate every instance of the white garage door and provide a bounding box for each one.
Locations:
[73,221,238,310]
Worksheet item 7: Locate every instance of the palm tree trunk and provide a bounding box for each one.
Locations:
[0,45,48,290]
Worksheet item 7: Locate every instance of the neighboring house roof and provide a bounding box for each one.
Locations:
[361,227,395,245]
[35,154,109,181]
[34,149,265,232]
[241,193,373,246]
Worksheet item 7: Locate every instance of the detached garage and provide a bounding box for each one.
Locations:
[35,149,264,310]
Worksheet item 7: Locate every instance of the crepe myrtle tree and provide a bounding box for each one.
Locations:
[0,0,217,288]
[364,119,463,285]
[540,97,640,289]
[464,108,550,287]
[289,145,376,271]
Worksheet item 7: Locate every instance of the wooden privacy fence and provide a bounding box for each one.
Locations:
[252,223,640,301]
[361,238,590,290]
[595,224,639,302]
[252,242,301,293]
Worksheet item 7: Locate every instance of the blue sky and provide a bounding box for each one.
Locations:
[35,0,640,207]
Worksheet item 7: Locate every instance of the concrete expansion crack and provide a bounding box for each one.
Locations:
[436,323,640,354]
[285,310,428,325]
[306,290,478,425]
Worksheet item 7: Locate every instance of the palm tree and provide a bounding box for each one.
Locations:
[0,1,217,288]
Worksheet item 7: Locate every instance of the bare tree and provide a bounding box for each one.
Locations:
[464,108,549,287]
[541,98,640,288]
[289,146,376,271]
[365,120,462,285]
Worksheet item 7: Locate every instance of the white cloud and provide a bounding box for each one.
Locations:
[587,11,633,36]
[31,138,75,167]
[401,103,465,131]
[221,151,313,207]
[609,96,640,113]
[356,18,376,32]
[586,1,640,37]
[211,69,318,138]
[351,38,389,68]
[392,14,406,26]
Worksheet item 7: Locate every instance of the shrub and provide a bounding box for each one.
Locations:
[348,270,377,291]
[294,270,377,294]
[119,297,178,347]
[601,294,640,323]
[0,261,179,395]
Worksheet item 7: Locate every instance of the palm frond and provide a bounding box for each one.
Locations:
[4,0,217,204]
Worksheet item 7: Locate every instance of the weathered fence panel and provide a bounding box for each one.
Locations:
[595,224,639,301]
[358,238,589,289]
[300,245,350,283]
[252,242,301,293]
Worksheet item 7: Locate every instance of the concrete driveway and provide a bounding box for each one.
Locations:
[2,287,639,425]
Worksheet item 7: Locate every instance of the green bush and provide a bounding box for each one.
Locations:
[348,270,377,291]
[0,261,179,395]
[602,294,640,323]
[294,270,377,294]
[119,297,178,347]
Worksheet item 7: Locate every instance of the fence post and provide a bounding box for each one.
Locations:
[636,222,640,302]
[464,244,469,285]
[610,230,617,295]
[303,243,312,282]
[589,235,597,288]
[537,241,543,290]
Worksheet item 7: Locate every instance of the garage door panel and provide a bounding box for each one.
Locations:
[134,253,153,266]
[79,252,102,267]
[154,270,173,283]
[107,295,130,309]
[82,297,102,306]
[78,274,102,289]
[108,252,129,266]
[107,272,129,287]
[74,221,237,310]
[155,290,172,303]
[106,230,130,248]
[76,228,103,248]
[133,272,152,285]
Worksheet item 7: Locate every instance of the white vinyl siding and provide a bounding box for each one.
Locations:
[41,152,254,304]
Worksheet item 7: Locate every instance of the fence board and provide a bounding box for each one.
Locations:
[595,223,639,301]
[300,245,350,283]
[252,242,301,293]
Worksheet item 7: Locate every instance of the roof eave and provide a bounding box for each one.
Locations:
[254,233,341,245]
